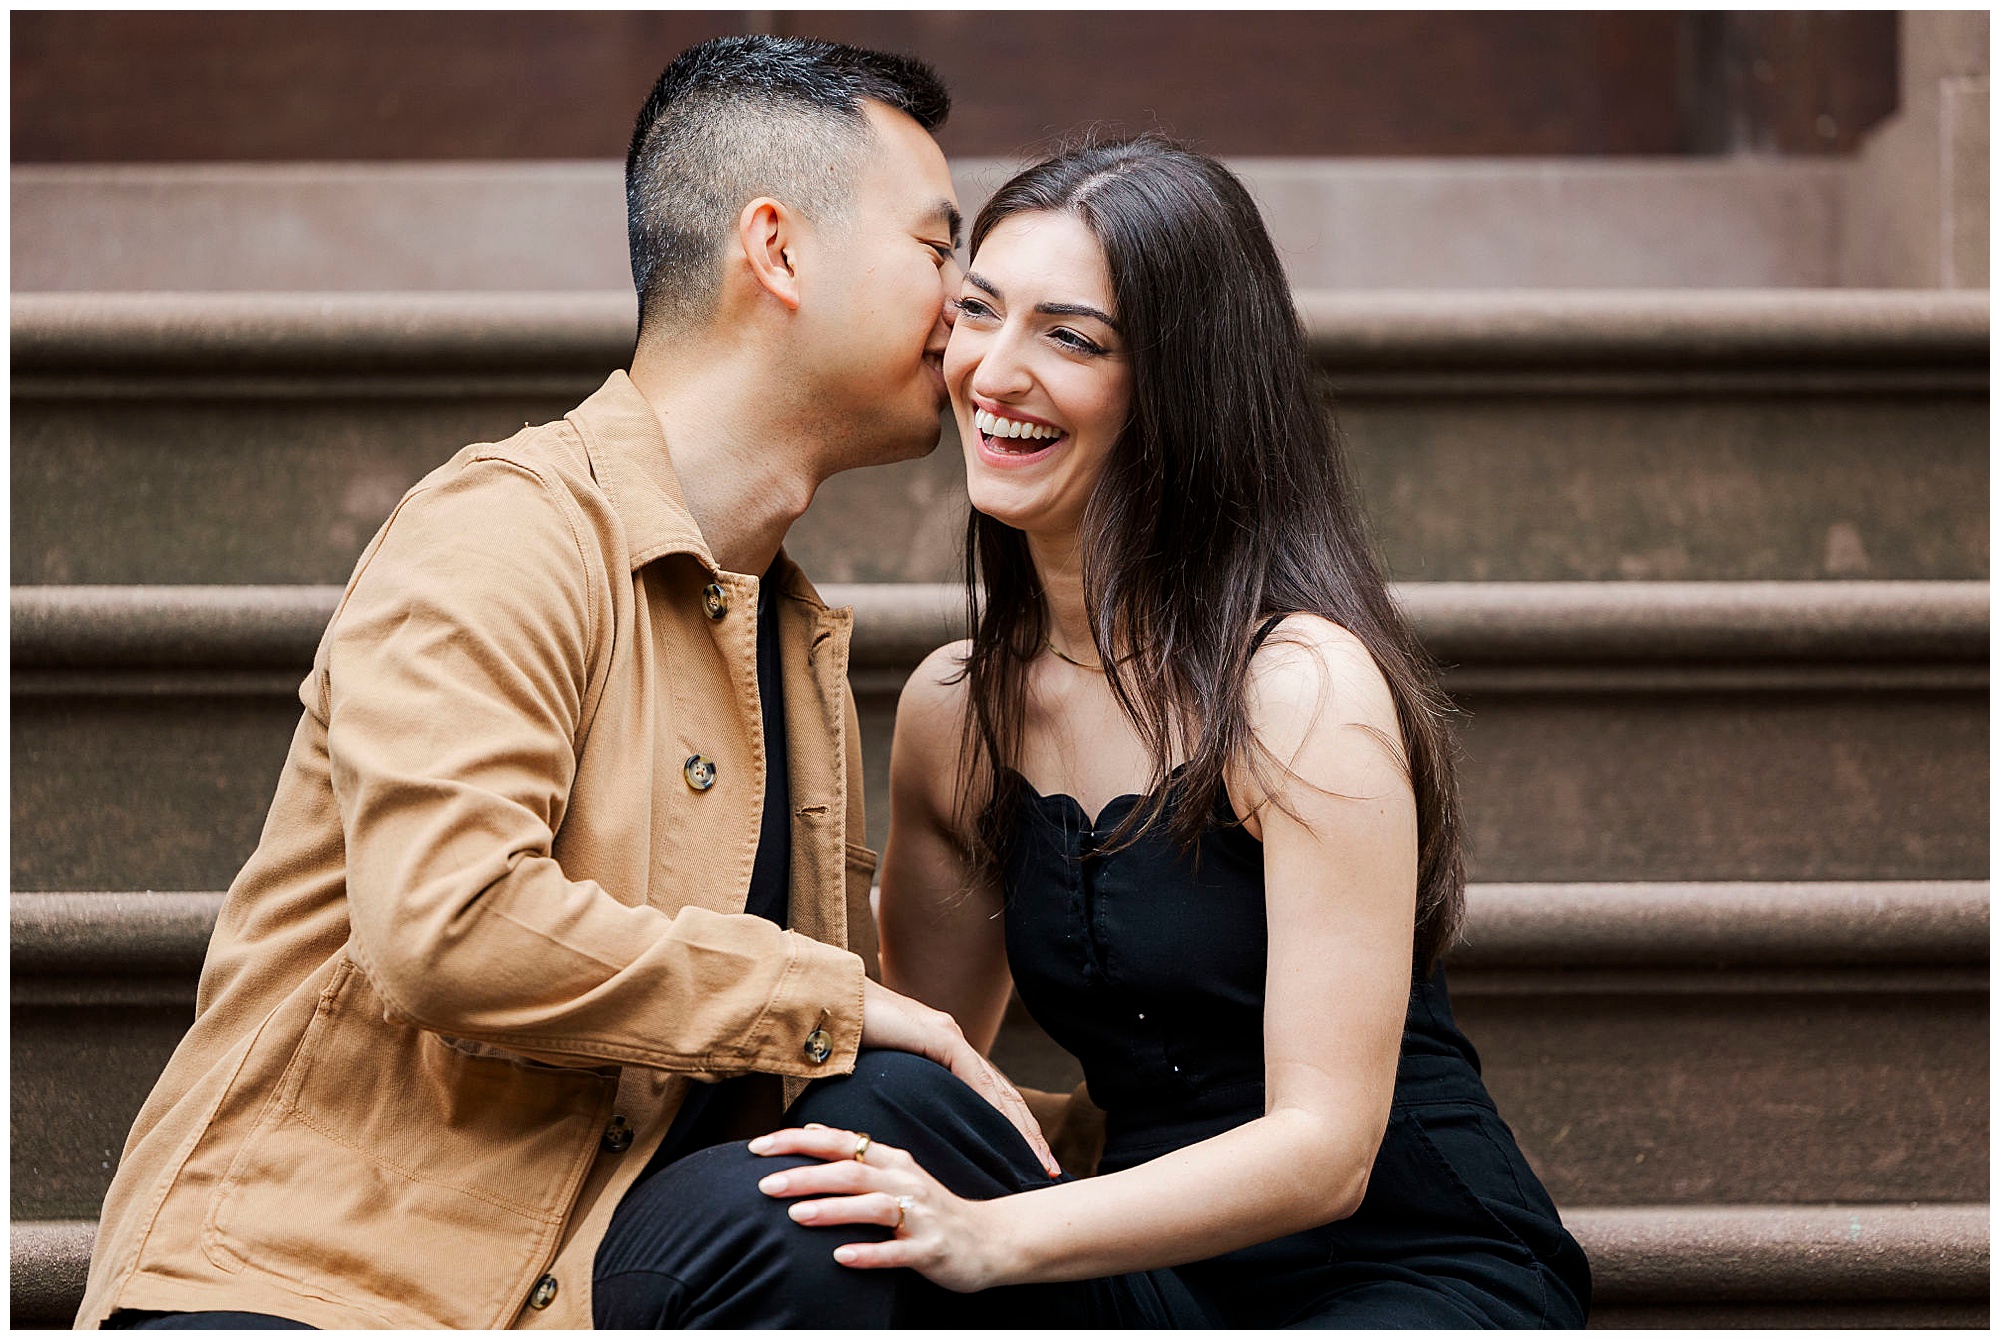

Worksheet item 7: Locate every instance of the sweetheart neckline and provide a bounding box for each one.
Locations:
[1006,763,1188,832]
[1003,762,1258,843]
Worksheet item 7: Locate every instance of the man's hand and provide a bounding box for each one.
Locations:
[859,979,1061,1177]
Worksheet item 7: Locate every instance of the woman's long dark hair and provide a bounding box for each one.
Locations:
[956,136,1467,973]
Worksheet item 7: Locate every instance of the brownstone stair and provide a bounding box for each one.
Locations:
[11,290,1988,1327]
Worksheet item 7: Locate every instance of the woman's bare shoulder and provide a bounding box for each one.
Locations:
[1244,613,1404,765]
[898,639,974,730]
[893,640,976,806]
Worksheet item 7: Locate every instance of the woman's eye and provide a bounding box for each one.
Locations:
[1051,328,1105,355]
[951,296,998,321]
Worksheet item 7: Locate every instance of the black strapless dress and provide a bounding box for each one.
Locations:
[1002,767,1592,1328]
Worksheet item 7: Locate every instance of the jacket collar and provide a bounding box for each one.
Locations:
[565,371,836,619]
[564,370,715,573]
[769,548,838,616]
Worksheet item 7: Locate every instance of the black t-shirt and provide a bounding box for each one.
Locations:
[742,569,791,928]
[639,565,792,1172]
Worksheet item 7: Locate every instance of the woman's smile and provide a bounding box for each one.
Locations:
[970,398,1069,465]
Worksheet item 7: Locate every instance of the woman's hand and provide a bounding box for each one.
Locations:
[750,1123,1018,1293]
[859,979,1062,1178]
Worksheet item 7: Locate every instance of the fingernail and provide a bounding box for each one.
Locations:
[748,1136,772,1153]
[834,1246,857,1264]
[789,1202,815,1221]
[759,1174,787,1193]
[804,1122,827,1131]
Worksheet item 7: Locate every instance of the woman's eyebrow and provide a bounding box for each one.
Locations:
[1036,300,1119,330]
[964,272,1119,330]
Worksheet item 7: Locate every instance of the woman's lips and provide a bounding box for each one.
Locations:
[968,402,1067,464]
[973,422,1065,467]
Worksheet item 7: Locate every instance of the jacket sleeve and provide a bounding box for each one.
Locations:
[324,455,865,1079]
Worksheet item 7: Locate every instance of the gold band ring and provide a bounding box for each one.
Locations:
[852,1132,872,1163]
[893,1194,914,1232]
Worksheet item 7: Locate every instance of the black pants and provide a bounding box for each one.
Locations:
[594,1048,1201,1327]
[593,1049,1585,1328]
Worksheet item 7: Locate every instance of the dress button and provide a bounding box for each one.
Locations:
[803,1029,834,1064]
[703,582,730,620]
[529,1275,559,1310]
[684,755,717,791]
[601,1116,633,1153]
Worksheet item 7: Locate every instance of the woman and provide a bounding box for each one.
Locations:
[751,137,1590,1327]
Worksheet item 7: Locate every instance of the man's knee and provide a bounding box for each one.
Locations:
[595,1141,892,1328]
[599,1142,817,1272]
[788,1049,1052,1201]
[789,1047,1032,1162]
[789,1048,966,1135]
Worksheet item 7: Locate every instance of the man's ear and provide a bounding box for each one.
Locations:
[737,197,803,312]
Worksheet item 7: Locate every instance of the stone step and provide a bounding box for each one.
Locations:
[13,157,1863,294]
[1571,1203,1989,1326]
[13,1203,1988,1328]
[12,289,1988,584]
[12,581,1987,892]
[19,881,1986,978]
[12,883,1988,1222]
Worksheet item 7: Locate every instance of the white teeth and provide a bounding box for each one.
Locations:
[974,408,1061,442]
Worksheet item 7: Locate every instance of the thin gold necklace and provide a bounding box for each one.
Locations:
[1044,638,1127,672]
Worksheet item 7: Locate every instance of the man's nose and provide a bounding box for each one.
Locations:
[937,259,965,326]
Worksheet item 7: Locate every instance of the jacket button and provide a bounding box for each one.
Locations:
[703,582,729,620]
[529,1275,559,1310]
[601,1116,633,1153]
[684,755,717,791]
[803,1029,834,1064]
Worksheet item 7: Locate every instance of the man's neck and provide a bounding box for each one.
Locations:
[628,340,823,578]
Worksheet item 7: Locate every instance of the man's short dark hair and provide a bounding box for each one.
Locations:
[626,35,950,335]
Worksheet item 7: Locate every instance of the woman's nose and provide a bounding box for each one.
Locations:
[969,335,1034,399]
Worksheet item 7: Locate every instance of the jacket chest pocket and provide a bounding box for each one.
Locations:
[203,957,616,1328]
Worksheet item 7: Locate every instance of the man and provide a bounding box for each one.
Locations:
[76,36,1057,1330]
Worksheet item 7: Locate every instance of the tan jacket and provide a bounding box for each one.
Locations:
[77,372,880,1329]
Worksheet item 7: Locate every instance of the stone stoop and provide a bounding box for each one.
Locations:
[11,585,1990,1326]
[10,286,1989,1327]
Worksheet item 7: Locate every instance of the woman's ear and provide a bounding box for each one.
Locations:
[736,197,803,312]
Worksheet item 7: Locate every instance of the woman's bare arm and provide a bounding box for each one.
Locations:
[877,641,1015,1055]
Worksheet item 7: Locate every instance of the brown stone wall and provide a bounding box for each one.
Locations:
[12,10,1897,162]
